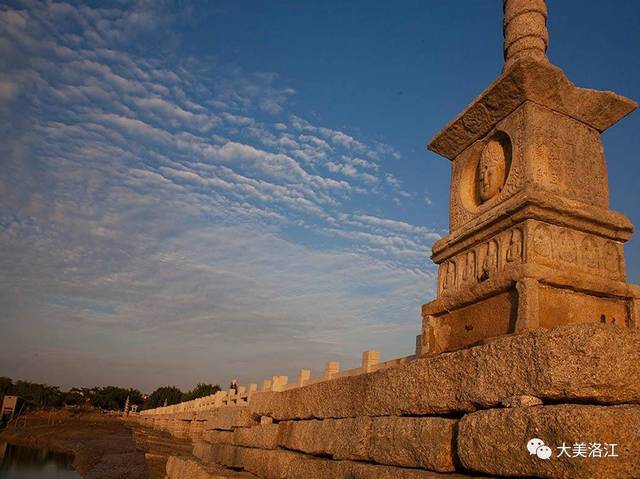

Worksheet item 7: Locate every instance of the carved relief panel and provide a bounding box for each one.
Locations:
[438,226,525,296]
[437,221,624,297]
[525,103,609,209]
[449,102,610,234]
[527,220,625,281]
[450,106,525,232]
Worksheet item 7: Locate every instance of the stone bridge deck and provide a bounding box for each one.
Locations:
[130,324,640,479]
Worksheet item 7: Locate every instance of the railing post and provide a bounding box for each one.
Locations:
[247,383,258,399]
[324,361,340,380]
[297,368,311,387]
[271,375,288,392]
[361,350,380,372]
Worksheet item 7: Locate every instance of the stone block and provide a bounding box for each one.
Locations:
[202,429,234,445]
[165,456,255,479]
[458,404,640,478]
[249,370,369,420]
[200,406,257,431]
[233,424,279,450]
[194,442,243,469]
[278,417,371,461]
[427,58,636,160]
[251,325,640,420]
[189,420,206,440]
[369,417,457,472]
[335,461,486,479]
[239,447,309,479]
[172,419,191,439]
[198,443,483,479]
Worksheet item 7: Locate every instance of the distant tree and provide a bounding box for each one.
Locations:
[143,386,183,410]
[10,380,63,408]
[0,377,12,397]
[183,383,221,401]
[90,386,143,411]
[0,378,148,411]
[63,390,84,406]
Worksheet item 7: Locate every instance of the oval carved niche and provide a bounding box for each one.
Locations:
[460,131,512,212]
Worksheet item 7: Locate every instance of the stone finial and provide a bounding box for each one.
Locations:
[503,0,548,69]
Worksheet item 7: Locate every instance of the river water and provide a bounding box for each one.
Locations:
[0,442,81,479]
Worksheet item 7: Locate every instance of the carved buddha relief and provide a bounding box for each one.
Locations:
[462,250,476,283]
[478,139,507,203]
[533,224,552,257]
[604,242,620,274]
[447,261,457,290]
[506,228,523,264]
[581,237,600,269]
[441,260,457,293]
[557,230,577,263]
[480,240,499,281]
[459,132,512,214]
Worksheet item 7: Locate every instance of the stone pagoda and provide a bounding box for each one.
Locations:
[421,0,639,355]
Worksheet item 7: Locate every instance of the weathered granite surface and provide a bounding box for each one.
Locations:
[194,443,485,479]
[250,325,640,420]
[233,424,279,450]
[165,455,257,479]
[199,406,257,431]
[458,405,640,479]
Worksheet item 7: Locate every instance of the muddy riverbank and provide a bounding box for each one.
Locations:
[0,410,148,479]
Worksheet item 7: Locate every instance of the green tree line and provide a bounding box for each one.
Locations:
[0,377,220,411]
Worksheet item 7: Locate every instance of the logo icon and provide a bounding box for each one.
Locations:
[527,438,552,460]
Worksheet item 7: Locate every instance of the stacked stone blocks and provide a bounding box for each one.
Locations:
[134,325,640,478]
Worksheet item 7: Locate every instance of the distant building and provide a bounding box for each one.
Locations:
[1,395,22,427]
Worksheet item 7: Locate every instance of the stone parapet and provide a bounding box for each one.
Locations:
[135,324,640,478]
[250,325,640,420]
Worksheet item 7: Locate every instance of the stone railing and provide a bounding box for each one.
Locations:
[132,325,640,479]
[140,341,421,417]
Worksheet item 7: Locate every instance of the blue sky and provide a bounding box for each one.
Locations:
[1,0,638,392]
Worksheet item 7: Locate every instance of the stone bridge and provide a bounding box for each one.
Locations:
[131,325,640,478]
[129,1,639,477]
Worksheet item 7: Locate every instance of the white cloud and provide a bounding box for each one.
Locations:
[0,0,440,391]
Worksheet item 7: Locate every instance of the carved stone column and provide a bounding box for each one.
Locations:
[503,0,548,69]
